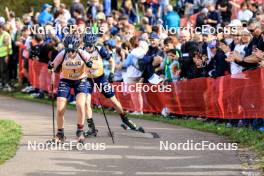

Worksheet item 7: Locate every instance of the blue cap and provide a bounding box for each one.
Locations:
[42,4,52,10]
[105,39,116,47]
[208,40,217,49]
[67,18,76,25]
[149,32,159,39]
[110,26,119,36]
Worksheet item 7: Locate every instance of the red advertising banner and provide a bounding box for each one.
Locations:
[25,60,264,119]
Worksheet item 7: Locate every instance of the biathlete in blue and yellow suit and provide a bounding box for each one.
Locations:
[49,35,92,143]
[83,33,142,137]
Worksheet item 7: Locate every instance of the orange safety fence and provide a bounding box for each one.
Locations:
[23,60,264,119]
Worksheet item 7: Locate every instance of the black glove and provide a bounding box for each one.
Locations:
[85,60,93,68]
[48,61,54,71]
[108,72,114,83]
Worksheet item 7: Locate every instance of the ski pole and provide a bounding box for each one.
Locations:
[90,77,115,144]
[51,69,55,139]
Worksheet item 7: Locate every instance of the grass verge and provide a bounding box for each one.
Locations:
[1,91,263,172]
[0,119,22,165]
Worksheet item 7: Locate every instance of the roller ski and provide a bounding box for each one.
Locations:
[121,123,145,133]
[46,129,66,145]
[121,116,145,133]
[84,118,98,137]
[84,128,98,137]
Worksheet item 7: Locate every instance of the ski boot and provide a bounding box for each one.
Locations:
[84,118,98,137]
[121,115,145,133]
[76,129,85,144]
[47,129,66,144]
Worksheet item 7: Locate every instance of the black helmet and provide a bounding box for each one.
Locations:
[83,33,98,48]
[63,35,80,52]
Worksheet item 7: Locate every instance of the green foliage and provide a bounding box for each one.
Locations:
[0,119,22,165]
[0,0,86,18]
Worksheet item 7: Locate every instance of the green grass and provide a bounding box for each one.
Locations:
[0,0,87,17]
[0,119,22,165]
[1,91,264,171]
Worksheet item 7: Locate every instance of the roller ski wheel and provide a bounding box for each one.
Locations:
[138,126,145,133]
[84,129,98,138]
[46,136,66,145]
[121,123,145,133]
[77,138,85,144]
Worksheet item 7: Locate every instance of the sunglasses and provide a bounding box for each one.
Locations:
[248,28,256,33]
[86,44,93,48]
[66,48,77,53]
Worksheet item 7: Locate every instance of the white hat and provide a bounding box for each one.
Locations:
[0,16,5,26]
[228,19,242,27]
[201,8,209,15]
[139,40,149,54]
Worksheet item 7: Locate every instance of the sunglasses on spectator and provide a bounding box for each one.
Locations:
[248,28,256,33]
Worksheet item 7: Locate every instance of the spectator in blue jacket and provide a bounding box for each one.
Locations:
[146,8,157,26]
[38,4,54,26]
[120,0,137,24]
[163,5,180,29]
[103,0,111,17]
[207,40,230,78]
[142,32,164,82]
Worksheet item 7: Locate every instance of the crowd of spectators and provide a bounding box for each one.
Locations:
[0,0,264,129]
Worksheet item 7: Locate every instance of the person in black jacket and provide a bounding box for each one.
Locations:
[216,0,232,24]
[195,8,208,31]
[206,3,222,28]
[70,0,85,19]
[30,35,59,99]
[142,32,164,82]
[179,41,208,79]
[233,20,263,70]
[206,40,230,78]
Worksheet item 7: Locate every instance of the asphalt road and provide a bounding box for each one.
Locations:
[0,96,248,176]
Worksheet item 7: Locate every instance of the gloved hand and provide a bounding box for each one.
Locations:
[48,61,54,71]
[108,72,114,83]
[86,60,93,68]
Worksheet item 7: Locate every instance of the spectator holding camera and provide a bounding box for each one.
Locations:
[160,48,181,82]
[207,40,230,78]
[180,41,208,79]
